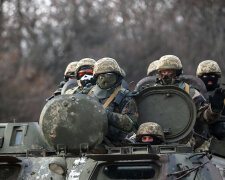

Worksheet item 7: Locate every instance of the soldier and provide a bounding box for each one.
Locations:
[64,61,79,82]
[196,60,225,141]
[86,57,138,146]
[147,60,159,76]
[46,61,78,101]
[134,60,159,91]
[136,122,165,145]
[155,55,223,150]
[65,58,96,94]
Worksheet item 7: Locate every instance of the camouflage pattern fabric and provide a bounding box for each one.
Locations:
[196,60,222,77]
[195,137,212,152]
[147,60,158,76]
[155,80,220,149]
[94,57,123,77]
[64,61,78,76]
[106,96,138,132]
[157,55,182,70]
[177,81,220,123]
[84,57,137,146]
[85,85,138,146]
[136,122,165,142]
[74,58,96,79]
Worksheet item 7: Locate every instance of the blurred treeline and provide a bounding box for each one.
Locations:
[0,0,224,122]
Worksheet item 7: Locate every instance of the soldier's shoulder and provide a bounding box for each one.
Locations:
[178,81,203,99]
[82,84,95,94]
[64,86,81,94]
[114,88,137,107]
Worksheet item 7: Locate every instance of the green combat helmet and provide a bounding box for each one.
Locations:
[64,61,78,77]
[196,60,222,78]
[147,60,159,76]
[94,57,124,78]
[157,55,182,75]
[136,122,165,143]
[74,58,96,79]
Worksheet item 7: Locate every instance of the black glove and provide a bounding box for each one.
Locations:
[209,88,224,113]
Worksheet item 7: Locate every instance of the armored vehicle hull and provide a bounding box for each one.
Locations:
[1,86,225,179]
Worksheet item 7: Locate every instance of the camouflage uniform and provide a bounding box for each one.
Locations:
[136,122,165,144]
[86,57,138,146]
[64,58,96,95]
[155,55,221,150]
[197,60,225,143]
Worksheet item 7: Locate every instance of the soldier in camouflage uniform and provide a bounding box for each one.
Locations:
[64,58,96,94]
[64,61,79,82]
[134,60,159,91]
[84,57,138,146]
[147,60,159,76]
[155,55,223,150]
[197,60,225,141]
[46,61,78,101]
[136,122,165,145]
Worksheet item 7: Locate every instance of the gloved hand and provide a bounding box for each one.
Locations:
[209,88,224,113]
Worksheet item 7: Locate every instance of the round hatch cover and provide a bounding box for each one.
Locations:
[135,86,196,143]
[39,94,108,154]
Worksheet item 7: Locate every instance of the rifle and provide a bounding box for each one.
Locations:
[46,88,62,101]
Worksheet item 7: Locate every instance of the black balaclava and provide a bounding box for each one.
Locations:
[200,73,219,91]
[137,135,162,145]
[158,71,178,85]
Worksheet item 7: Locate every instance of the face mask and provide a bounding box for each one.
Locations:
[158,70,177,85]
[80,74,96,87]
[97,73,117,89]
[159,74,177,85]
[161,75,173,85]
[200,73,219,91]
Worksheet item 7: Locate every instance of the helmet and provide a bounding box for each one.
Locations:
[64,61,78,76]
[94,57,124,77]
[157,55,182,70]
[147,60,159,76]
[136,122,165,142]
[196,60,222,78]
[74,58,96,79]
[120,68,126,77]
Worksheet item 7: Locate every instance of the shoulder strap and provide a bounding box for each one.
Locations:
[65,86,79,94]
[185,83,190,94]
[103,86,122,109]
[87,86,95,95]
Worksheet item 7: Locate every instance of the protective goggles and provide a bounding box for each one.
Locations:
[64,73,75,80]
[98,72,116,78]
[77,69,93,79]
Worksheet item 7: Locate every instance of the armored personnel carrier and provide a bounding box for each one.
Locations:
[1,86,225,179]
